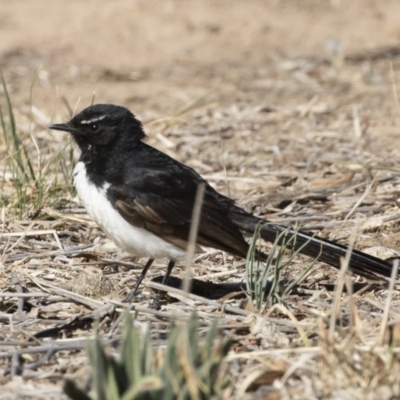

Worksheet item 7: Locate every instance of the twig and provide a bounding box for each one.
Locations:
[183,183,205,294]
[344,176,377,221]
[10,271,26,321]
[0,292,49,298]
[23,278,104,310]
[328,220,360,339]
[0,339,120,360]
[378,259,399,345]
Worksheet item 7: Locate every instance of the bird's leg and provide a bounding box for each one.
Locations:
[124,258,154,302]
[151,260,175,309]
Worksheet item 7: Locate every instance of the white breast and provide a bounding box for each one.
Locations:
[73,162,186,261]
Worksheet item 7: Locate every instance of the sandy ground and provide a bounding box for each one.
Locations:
[1,0,400,111]
[2,0,400,398]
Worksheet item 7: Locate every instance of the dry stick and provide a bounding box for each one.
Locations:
[0,340,44,347]
[1,229,63,249]
[4,222,35,253]
[280,351,318,387]
[101,258,139,269]
[344,275,354,332]
[196,268,239,280]
[362,298,400,318]
[145,281,252,317]
[182,183,205,295]
[0,233,12,264]
[0,339,120,361]
[10,271,26,321]
[328,219,360,340]
[0,292,49,298]
[107,290,206,337]
[24,277,104,310]
[4,244,94,263]
[52,230,63,250]
[378,259,399,346]
[267,303,310,347]
[328,260,349,340]
[344,175,377,221]
[109,300,190,321]
[72,96,81,118]
[226,346,321,361]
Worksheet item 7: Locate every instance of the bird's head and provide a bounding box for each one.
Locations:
[49,104,145,152]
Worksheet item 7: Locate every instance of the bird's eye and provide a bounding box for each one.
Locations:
[89,123,99,133]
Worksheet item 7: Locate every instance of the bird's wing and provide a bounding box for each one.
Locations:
[106,168,250,257]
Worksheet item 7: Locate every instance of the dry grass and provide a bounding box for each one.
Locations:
[2,1,400,398]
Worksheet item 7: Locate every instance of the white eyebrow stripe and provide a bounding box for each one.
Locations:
[80,115,107,124]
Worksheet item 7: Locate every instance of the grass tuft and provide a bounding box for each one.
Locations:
[245,223,318,310]
[64,311,232,400]
[0,70,74,218]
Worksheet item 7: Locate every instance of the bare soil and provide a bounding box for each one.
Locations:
[2,1,400,398]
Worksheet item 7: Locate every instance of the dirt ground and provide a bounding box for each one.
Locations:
[2,0,400,398]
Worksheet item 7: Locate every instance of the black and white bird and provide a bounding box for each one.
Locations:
[50,104,395,301]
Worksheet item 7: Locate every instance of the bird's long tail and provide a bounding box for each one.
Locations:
[230,207,395,279]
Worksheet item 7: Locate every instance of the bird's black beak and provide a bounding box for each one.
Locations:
[49,123,75,133]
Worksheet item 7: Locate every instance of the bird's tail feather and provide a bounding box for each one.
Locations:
[230,208,395,279]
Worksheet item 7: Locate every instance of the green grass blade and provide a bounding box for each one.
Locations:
[0,68,28,180]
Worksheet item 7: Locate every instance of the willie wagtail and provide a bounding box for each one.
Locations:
[50,104,396,301]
